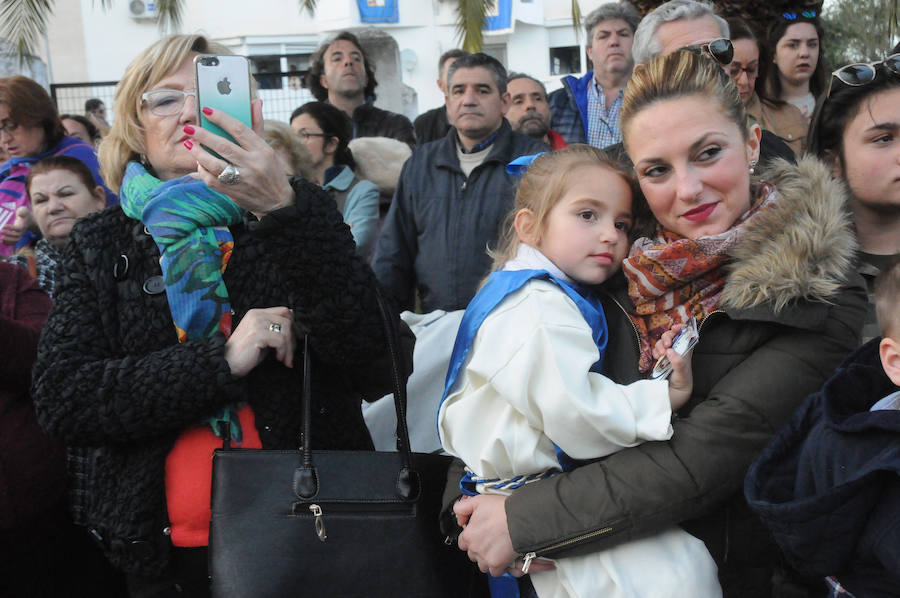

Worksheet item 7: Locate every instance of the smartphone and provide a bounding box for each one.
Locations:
[194,54,252,148]
[650,316,699,380]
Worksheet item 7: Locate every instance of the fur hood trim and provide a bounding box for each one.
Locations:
[722,157,857,312]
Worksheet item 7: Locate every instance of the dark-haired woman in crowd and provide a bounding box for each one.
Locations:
[726,17,807,155]
[0,76,115,256]
[765,10,826,123]
[805,46,900,343]
[61,113,103,149]
[291,101,379,256]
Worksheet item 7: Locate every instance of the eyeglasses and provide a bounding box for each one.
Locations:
[782,10,817,20]
[680,38,734,66]
[0,119,19,135]
[295,130,328,142]
[825,53,900,98]
[141,88,197,116]
[727,62,759,79]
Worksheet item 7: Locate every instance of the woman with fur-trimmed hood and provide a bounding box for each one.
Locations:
[445,51,867,598]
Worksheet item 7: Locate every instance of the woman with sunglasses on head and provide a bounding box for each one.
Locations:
[447,50,866,598]
[725,17,808,156]
[290,102,379,257]
[765,10,827,124]
[30,34,409,597]
[806,47,900,344]
[0,76,116,257]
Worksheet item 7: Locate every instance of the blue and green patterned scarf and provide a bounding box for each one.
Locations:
[120,161,245,441]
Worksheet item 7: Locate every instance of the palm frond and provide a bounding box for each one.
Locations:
[298,0,316,17]
[155,0,182,33]
[455,0,494,53]
[0,0,55,63]
[570,0,582,43]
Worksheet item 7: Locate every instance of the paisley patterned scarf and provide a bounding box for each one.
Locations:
[120,161,245,439]
[623,183,777,372]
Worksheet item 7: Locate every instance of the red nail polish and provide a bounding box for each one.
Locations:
[202,107,213,115]
[183,125,195,135]
[183,139,193,150]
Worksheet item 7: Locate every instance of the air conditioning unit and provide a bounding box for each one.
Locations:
[129,0,158,20]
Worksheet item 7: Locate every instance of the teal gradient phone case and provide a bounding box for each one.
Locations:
[194,54,252,149]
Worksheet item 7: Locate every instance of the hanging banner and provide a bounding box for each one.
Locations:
[357,0,398,23]
[485,0,512,31]
[514,0,544,25]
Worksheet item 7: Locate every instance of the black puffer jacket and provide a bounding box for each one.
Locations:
[32,177,408,575]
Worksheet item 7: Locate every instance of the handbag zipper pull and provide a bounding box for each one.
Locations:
[309,504,327,542]
[521,552,536,574]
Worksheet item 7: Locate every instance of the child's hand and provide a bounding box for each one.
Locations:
[656,326,694,411]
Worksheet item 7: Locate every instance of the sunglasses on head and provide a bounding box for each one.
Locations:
[679,38,734,66]
[782,10,817,20]
[825,53,900,98]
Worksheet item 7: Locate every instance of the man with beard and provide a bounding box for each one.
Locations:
[307,31,416,148]
[548,1,640,148]
[506,74,567,149]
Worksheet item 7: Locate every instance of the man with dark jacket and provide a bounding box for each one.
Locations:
[373,53,547,313]
[506,73,567,149]
[548,2,640,147]
[414,49,469,145]
[307,31,416,149]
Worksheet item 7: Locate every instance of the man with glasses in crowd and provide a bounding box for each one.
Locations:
[549,1,641,148]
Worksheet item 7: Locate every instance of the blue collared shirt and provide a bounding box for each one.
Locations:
[586,79,624,149]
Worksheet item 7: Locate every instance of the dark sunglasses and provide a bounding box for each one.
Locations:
[679,38,734,66]
[782,10,817,20]
[825,53,900,98]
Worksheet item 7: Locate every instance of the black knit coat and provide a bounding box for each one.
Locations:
[32,177,406,575]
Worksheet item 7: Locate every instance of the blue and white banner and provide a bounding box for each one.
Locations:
[485,0,512,31]
[357,0,398,23]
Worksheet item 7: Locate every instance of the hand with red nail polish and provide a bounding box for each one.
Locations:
[183,139,193,150]
[183,125,195,135]
[202,107,213,116]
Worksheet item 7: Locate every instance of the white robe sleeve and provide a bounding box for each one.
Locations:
[438,280,673,480]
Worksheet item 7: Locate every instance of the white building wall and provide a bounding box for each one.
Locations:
[40,0,595,120]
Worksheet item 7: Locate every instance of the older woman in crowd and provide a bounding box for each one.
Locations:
[290,101,379,256]
[31,34,406,597]
[0,77,115,256]
[448,51,866,598]
[6,156,107,296]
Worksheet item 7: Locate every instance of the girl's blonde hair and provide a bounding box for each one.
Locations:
[489,145,639,272]
[98,34,232,193]
[620,50,749,151]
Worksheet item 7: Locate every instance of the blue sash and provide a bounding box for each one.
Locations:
[442,269,608,598]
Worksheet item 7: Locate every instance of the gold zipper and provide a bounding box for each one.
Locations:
[698,310,725,335]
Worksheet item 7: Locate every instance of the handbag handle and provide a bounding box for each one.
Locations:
[293,286,419,501]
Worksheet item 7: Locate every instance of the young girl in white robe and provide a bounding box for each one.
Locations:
[438,147,721,598]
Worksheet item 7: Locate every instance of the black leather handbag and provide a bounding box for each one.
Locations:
[208,295,488,598]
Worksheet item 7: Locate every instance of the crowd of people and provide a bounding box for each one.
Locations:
[0,0,898,596]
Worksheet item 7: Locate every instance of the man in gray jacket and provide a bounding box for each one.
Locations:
[373,53,546,313]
